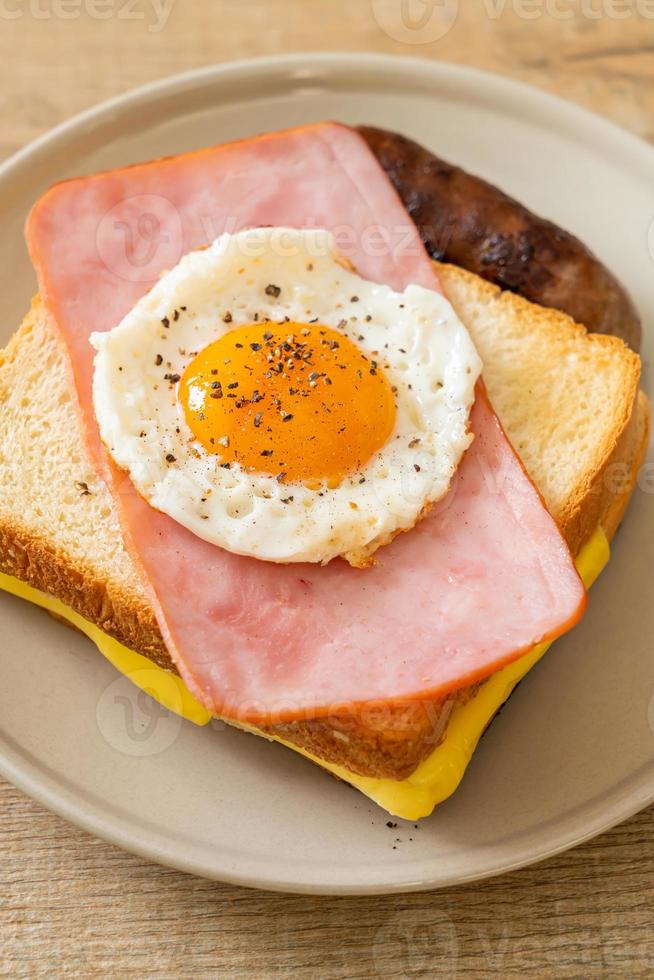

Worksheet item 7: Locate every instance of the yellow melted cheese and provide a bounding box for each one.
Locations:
[0,528,608,820]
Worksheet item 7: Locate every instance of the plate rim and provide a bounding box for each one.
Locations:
[3,52,654,189]
[1,51,653,896]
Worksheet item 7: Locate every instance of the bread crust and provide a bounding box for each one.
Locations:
[0,293,648,781]
[437,262,645,556]
[0,519,171,670]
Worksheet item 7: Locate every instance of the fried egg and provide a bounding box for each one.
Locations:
[91,228,482,565]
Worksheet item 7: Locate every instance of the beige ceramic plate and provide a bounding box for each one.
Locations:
[0,54,653,895]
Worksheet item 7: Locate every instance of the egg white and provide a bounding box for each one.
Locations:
[90,228,482,565]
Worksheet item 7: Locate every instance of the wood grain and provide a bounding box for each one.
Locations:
[1,3,653,976]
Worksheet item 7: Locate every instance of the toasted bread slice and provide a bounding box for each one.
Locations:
[439,264,645,555]
[0,264,648,781]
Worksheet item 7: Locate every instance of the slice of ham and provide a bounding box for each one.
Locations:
[26,122,586,723]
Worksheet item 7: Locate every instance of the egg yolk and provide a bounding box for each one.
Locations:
[179,322,396,485]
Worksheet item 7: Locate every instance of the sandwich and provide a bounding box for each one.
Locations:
[0,123,647,820]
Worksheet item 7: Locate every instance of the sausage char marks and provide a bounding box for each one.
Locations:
[359,125,641,352]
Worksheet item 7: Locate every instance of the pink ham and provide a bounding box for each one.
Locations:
[26,122,586,723]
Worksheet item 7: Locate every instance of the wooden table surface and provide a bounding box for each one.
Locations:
[1,3,653,976]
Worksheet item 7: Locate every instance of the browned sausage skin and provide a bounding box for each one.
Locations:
[359,126,641,352]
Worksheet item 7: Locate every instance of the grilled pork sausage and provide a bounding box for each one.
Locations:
[360,126,641,351]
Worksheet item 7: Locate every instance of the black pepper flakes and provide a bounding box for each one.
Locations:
[155,353,163,366]
[165,453,176,463]
[265,283,281,298]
